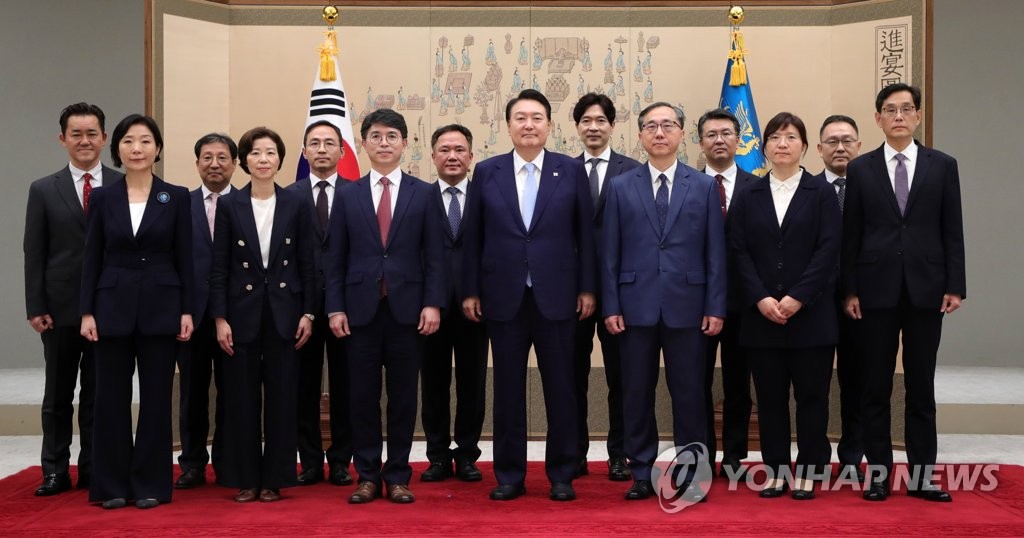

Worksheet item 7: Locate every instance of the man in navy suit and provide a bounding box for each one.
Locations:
[24,102,123,496]
[814,115,866,484]
[419,124,488,484]
[463,89,596,502]
[602,102,727,501]
[288,120,353,488]
[326,109,445,505]
[842,84,965,502]
[571,93,640,482]
[696,108,760,479]
[174,133,236,489]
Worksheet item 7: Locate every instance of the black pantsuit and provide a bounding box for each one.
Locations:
[347,299,423,487]
[296,316,351,472]
[176,318,224,475]
[91,335,177,502]
[40,327,94,479]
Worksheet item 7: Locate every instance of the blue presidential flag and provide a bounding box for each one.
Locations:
[719,28,768,177]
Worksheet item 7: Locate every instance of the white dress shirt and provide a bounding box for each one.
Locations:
[512,150,546,211]
[823,169,843,194]
[439,177,468,214]
[583,146,613,194]
[769,169,802,226]
[370,167,401,217]
[129,202,146,236]
[309,173,338,216]
[69,163,103,207]
[705,162,738,210]
[883,141,919,192]
[251,194,276,268]
[648,161,678,203]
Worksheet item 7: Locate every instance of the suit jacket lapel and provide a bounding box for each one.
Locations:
[663,163,690,237]
[632,168,661,237]
[753,181,781,238]
[191,189,213,246]
[267,185,288,266]
[780,172,812,234]
[297,178,325,241]
[356,176,383,249]
[905,144,929,215]
[495,154,527,234]
[386,173,416,247]
[135,177,170,240]
[529,156,562,230]
[108,180,136,244]
[54,169,86,229]
[870,146,902,216]
[235,184,264,271]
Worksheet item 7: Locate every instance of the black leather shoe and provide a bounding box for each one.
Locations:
[908,480,953,502]
[549,482,576,501]
[102,498,127,509]
[838,464,866,484]
[759,482,789,498]
[135,498,160,509]
[420,461,454,482]
[297,466,324,486]
[624,479,654,500]
[608,457,631,481]
[574,458,589,478]
[791,488,816,500]
[174,468,206,489]
[489,483,525,501]
[35,473,71,496]
[863,479,890,501]
[719,459,746,480]
[681,482,708,503]
[455,459,483,482]
[329,465,353,486]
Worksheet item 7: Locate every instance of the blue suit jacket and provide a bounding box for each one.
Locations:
[208,183,316,343]
[729,170,841,347]
[601,161,727,328]
[324,172,446,327]
[462,150,596,322]
[80,176,194,337]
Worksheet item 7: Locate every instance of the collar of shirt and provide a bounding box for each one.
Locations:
[584,146,612,167]
[823,169,843,185]
[69,163,103,183]
[201,183,232,199]
[370,167,402,186]
[513,149,545,176]
[883,140,918,164]
[437,177,468,196]
[311,173,338,189]
[769,169,802,192]
[704,162,737,186]
[648,161,678,190]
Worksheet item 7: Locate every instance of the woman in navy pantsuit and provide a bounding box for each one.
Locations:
[209,126,315,503]
[80,114,194,509]
[729,112,841,500]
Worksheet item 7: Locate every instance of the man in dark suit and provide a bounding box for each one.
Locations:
[463,89,596,502]
[419,124,488,484]
[24,102,123,496]
[326,109,445,505]
[173,133,236,490]
[571,93,640,481]
[842,84,965,502]
[288,120,353,488]
[696,108,760,479]
[814,115,866,483]
[602,102,727,501]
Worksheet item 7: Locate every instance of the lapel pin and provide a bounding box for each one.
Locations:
[157,191,170,203]
[285,238,292,244]
[238,239,245,246]
[553,172,559,177]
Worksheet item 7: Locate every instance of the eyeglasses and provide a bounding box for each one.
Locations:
[766,133,802,144]
[702,130,736,142]
[821,138,859,148]
[199,155,233,165]
[366,132,402,145]
[306,140,339,151]
[641,121,681,134]
[881,105,917,117]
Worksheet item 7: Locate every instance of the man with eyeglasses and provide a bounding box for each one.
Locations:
[286,120,354,489]
[462,89,596,502]
[601,102,726,501]
[570,93,641,482]
[173,133,237,490]
[814,115,866,485]
[325,109,446,504]
[696,108,760,481]
[841,83,965,502]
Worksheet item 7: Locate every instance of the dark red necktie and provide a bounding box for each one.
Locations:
[377,177,392,296]
[715,174,727,218]
[82,173,93,214]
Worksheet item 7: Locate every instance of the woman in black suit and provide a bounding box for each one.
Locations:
[80,114,194,509]
[729,112,841,500]
[209,126,315,503]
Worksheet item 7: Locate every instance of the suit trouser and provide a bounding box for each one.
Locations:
[619,321,707,479]
[749,346,834,481]
[574,309,626,460]
[90,333,177,503]
[347,298,422,487]
[421,299,488,464]
[176,318,225,474]
[703,315,751,463]
[860,289,943,480]
[835,310,865,467]
[40,326,94,479]
[219,298,299,491]
[487,288,578,486]
[296,313,352,472]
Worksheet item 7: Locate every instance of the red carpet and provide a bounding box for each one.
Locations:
[3,463,1024,536]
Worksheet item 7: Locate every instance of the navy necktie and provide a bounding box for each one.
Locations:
[315,180,329,230]
[446,186,461,237]
[655,173,669,231]
[834,177,847,213]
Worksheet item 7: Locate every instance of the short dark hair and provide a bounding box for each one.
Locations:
[697,108,740,137]
[59,102,106,134]
[572,93,615,125]
[430,124,473,150]
[193,133,238,160]
[761,112,808,157]
[303,120,342,146]
[109,114,163,168]
[237,126,286,175]
[818,115,859,138]
[360,109,407,140]
[875,83,921,112]
[637,101,685,130]
[505,89,551,122]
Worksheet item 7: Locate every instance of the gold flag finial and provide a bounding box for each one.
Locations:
[319,5,340,81]
[727,6,748,86]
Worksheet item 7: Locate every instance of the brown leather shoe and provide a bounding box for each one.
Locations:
[234,488,258,503]
[259,488,281,502]
[349,481,380,504]
[387,483,415,504]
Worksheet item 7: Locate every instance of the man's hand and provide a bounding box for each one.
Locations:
[177,314,194,342]
[702,316,724,336]
[418,307,441,335]
[844,295,862,320]
[29,314,54,333]
[329,312,351,338]
[941,294,962,314]
[80,314,99,342]
[605,315,625,335]
[462,296,482,322]
[577,292,595,320]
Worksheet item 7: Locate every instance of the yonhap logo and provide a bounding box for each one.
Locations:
[652,443,714,513]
